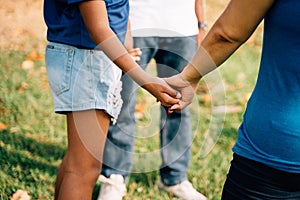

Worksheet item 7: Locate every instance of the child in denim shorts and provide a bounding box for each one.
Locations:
[43,0,180,199]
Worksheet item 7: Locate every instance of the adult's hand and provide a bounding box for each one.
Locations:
[164,74,196,113]
[128,48,142,62]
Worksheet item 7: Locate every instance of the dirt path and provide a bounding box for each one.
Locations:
[0,0,46,52]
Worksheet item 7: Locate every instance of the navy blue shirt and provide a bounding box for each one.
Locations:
[44,0,129,49]
[233,0,300,173]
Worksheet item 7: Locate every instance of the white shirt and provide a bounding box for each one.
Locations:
[129,0,198,37]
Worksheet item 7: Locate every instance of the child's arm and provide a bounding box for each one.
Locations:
[79,0,180,107]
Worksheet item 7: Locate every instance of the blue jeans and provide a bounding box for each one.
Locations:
[101,36,197,186]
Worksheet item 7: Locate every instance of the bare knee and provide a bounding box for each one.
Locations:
[63,152,101,181]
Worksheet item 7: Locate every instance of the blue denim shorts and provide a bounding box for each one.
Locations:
[45,42,123,120]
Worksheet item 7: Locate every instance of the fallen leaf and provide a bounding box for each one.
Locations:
[17,82,28,93]
[27,51,44,61]
[21,60,34,70]
[0,122,8,131]
[169,192,175,197]
[201,94,211,104]
[10,126,20,133]
[129,182,137,190]
[10,189,30,200]
[135,104,146,113]
[137,187,143,193]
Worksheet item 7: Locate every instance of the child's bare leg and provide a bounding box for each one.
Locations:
[55,110,110,200]
[54,156,66,200]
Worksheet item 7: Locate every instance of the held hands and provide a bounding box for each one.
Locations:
[127,48,182,107]
[126,48,195,113]
[142,77,182,108]
[164,74,196,114]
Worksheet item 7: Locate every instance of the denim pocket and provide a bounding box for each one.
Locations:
[45,44,74,95]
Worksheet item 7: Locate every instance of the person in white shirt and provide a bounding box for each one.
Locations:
[98,0,207,199]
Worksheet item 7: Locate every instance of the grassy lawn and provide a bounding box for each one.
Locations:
[0,43,261,200]
[0,0,263,199]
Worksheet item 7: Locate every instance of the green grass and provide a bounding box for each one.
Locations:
[0,40,261,199]
[0,50,66,199]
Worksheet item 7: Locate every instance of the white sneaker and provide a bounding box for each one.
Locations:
[97,174,126,200]
[157,179,207,200]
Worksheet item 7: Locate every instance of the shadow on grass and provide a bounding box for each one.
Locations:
[0,130,65,176]
[129,171,159,187]
[0,129,67,198]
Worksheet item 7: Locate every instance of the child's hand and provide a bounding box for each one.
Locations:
[128,48,142,62]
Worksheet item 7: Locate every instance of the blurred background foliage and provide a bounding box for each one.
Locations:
[0,0,263,199]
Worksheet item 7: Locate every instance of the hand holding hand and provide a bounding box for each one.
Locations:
[142,77,181,108]
[164,74,196,113]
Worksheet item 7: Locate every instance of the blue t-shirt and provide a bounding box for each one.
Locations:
[233,0,300,173]
[44,0,129,49]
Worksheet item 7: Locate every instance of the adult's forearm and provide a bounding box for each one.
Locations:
[181,24,244,85]
[182,0,274,84]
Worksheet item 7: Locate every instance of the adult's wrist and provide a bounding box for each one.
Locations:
[180,67,201,89]
[198,21,208,31]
